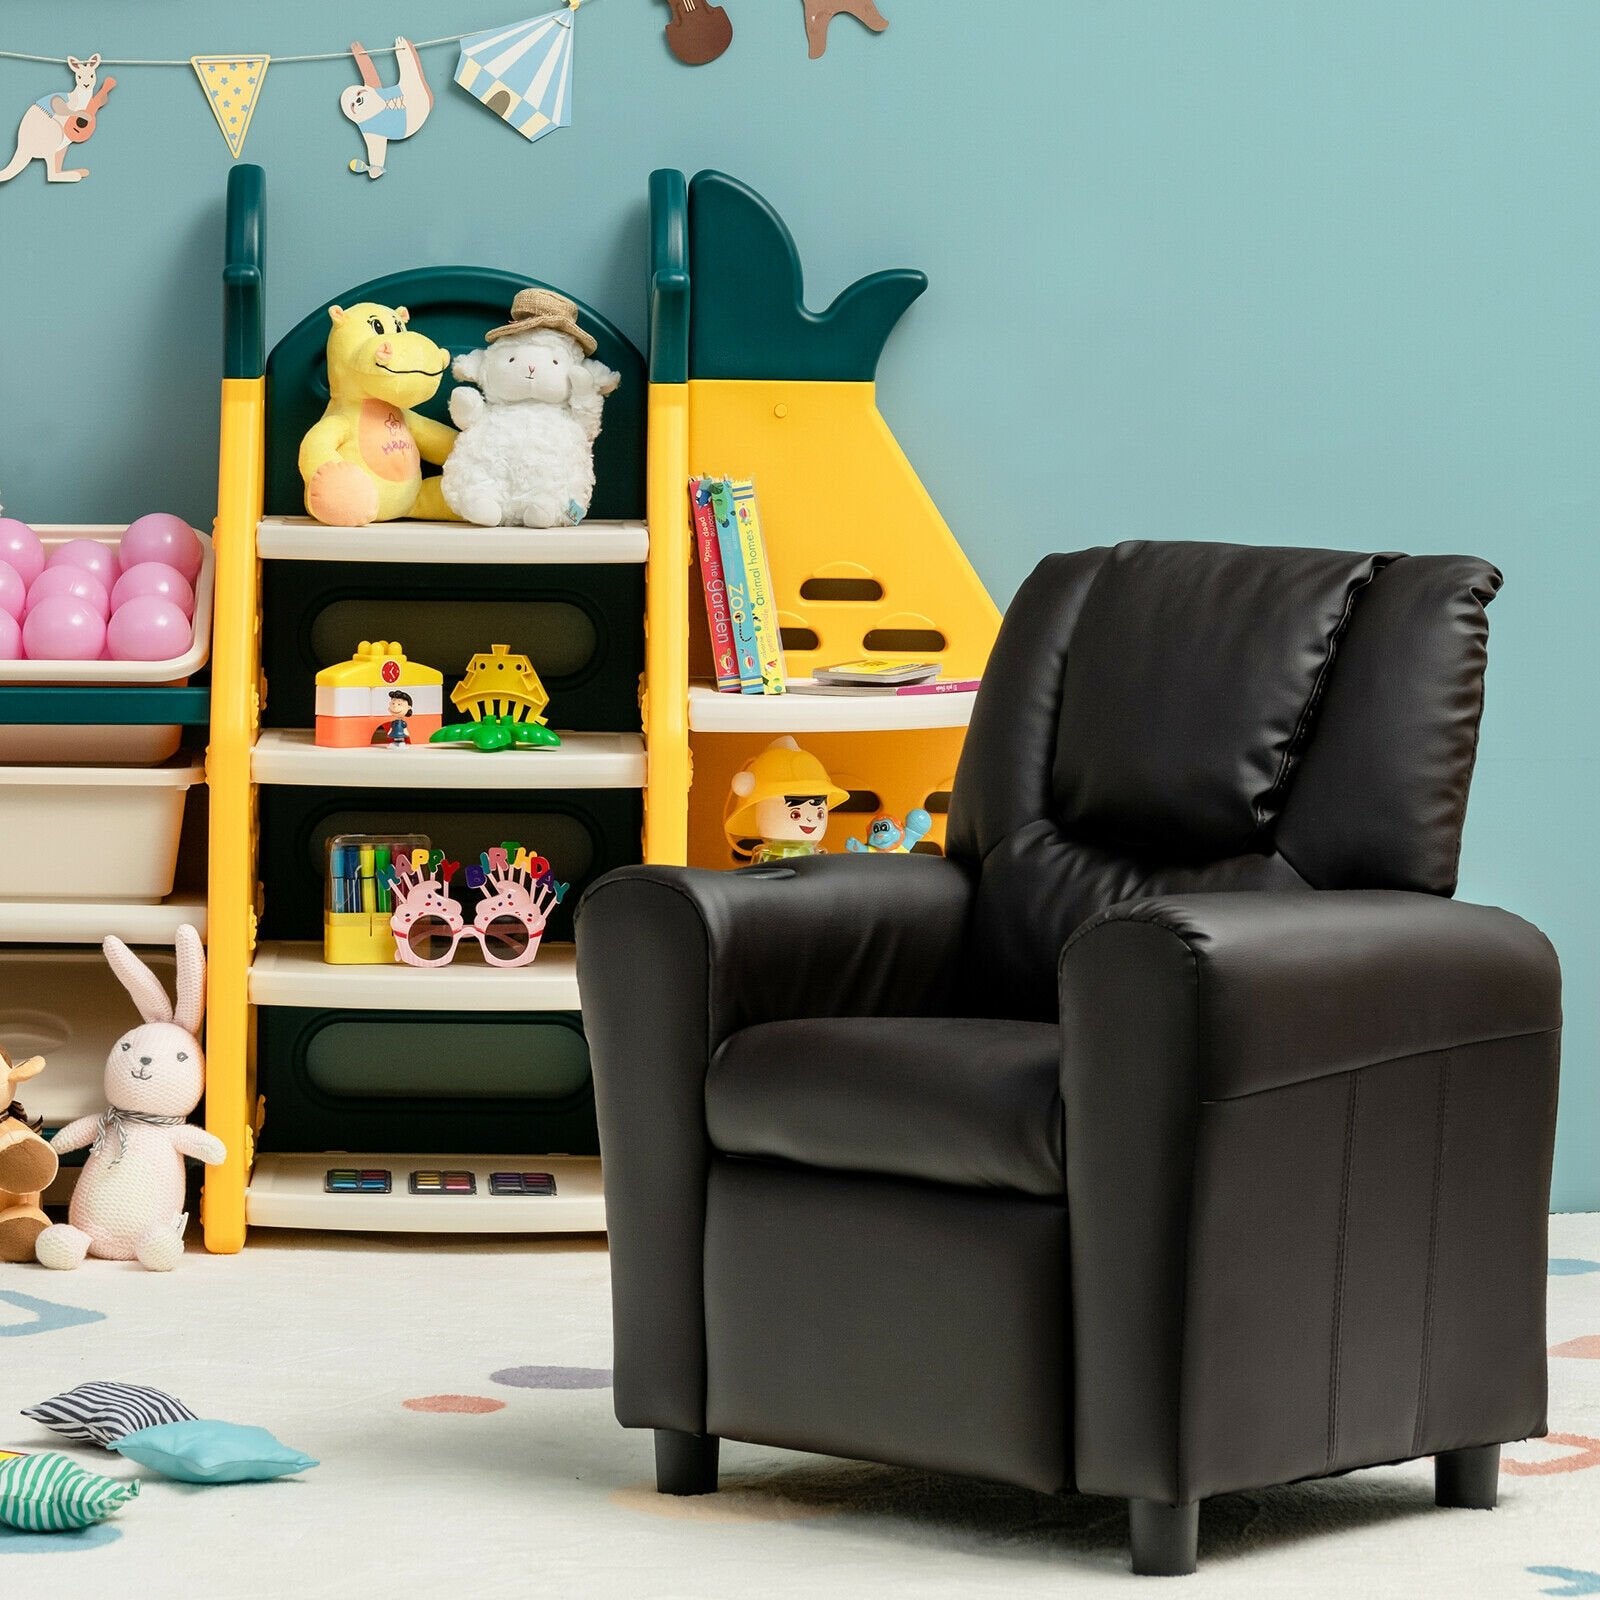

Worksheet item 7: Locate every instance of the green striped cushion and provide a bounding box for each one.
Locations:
[0,1452,138,1531]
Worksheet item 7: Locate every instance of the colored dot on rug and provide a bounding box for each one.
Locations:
[1549,1335,1600,1359]
[490,1365,613,1389]
[1527,1567,1600,1598]
[1549,1259,1600,1276]
[402,1395,506,1414]
[0,1522,123,1554]
[1503,1433,1600,1476]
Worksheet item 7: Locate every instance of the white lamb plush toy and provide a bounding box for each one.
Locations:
[35,924,225,1273]
[442,287,620,529]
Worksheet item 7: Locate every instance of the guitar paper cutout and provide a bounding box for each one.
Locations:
[662,0,733,66]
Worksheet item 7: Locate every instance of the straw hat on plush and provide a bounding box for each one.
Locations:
[486,287,597,355]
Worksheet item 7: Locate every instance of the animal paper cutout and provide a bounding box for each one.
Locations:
[455,9,577,143]
[191,55,269,158]
[803,0,888,58]
[341,37,434,178]
[0,55,114,185]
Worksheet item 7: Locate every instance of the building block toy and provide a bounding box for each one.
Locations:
[314,640,443,747]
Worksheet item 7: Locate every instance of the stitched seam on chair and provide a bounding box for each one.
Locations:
[1258,556,1394,832]
[1412,1052,1452,1457]
[1195,1025,1556,1106]
[1326,1071,1360,1475]
[1443,576,1497,891]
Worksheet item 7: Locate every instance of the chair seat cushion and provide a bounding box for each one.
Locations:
[706,1017,1062,1196]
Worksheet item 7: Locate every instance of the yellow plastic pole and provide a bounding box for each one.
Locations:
[201,375,265,1253]
[642,380,691,865]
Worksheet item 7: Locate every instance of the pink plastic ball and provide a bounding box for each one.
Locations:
[110,561,195,619]
[120,514,202,585]
[0,609,21,660]
[107,594,192,661]
[22,595,107,660]
[28,564,110,616]
[0,561,26,622]
[0,520,44,588]
[46,537,119,589]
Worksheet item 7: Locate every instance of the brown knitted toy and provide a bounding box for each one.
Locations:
[0,1048,57,1262]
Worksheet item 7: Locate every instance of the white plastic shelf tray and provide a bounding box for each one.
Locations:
[689,683,977,734]
[250,940,580,1011]
[257,517,647,564]
[252,729,645,789]
[0,895,207,945]
[245,1152,605,1233]
[0,526,214,685]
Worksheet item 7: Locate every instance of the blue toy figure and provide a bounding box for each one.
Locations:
[846,808,932,855]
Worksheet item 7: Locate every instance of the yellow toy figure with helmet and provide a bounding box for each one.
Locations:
[724,736,848,865]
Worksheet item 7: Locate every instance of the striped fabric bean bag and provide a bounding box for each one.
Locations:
[23,1381,197,1447]
[0,1452,138,1531]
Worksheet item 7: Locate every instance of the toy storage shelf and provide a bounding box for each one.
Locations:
[688,683,977,734]
[0,896,209,945]
[257,517,648,564]
[250,939,580,1010]
[252,729,646,788]
[245,1151,605,1232]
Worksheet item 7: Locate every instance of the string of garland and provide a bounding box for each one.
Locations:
[0,4,589,69]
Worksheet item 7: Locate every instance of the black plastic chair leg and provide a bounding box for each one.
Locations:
[1435,1444,1500,1509]
[1129,1498,1199,1576]
[654,1429,720,1495]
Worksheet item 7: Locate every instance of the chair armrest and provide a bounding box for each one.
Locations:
[574,852,973,1436]
[1059,890,1561,1505]
[578,852,974,1049]
[1063,889,1560,1101]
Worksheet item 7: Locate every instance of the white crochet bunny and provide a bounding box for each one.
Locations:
[35,925,225,1272]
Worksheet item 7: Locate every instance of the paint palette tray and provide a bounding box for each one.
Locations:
[324,1168,392,1194]
[489,1171,558,1196]
[409,1169,476,1195]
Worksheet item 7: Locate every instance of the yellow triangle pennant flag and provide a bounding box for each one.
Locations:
[191,55,269,158]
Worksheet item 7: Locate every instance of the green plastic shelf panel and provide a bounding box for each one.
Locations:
[0,686,211,725]
[649,168,690,384]
[225,164,265,381]
[687,169,926,382]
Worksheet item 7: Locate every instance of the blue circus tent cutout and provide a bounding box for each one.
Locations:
[455,10,576,143]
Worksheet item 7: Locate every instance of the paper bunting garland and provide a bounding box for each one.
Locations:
[191,54,268,158]
[341,37,434,178]
[454,9,576,143]
[0,54,115,185]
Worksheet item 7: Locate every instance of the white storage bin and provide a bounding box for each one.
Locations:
[0,947,177,1127]
[0,524,214,766]
[0,758,204,901]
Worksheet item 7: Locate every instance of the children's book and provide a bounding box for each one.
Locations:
[707,478,764,693]
[689,478,740,691]
[730,478,786,695]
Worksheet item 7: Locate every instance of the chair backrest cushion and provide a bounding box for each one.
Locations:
[947,541,1501,1019]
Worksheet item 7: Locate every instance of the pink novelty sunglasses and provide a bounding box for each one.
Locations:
[388,863,557,968]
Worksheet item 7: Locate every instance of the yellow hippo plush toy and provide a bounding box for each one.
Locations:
[299,301,461,526]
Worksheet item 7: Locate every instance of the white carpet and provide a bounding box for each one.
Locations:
[3,1215,1598,1599]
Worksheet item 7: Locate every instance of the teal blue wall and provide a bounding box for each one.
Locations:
[1,3,1593,1206]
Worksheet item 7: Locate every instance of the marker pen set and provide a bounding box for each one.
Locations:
[324,833,430,964]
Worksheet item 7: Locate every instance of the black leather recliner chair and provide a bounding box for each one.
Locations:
[575,541,1561,1576]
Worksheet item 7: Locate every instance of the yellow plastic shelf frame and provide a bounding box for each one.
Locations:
[643,170,1000,868]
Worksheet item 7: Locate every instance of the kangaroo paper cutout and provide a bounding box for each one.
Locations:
[0,54,116,185]
[191,55,269,158]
